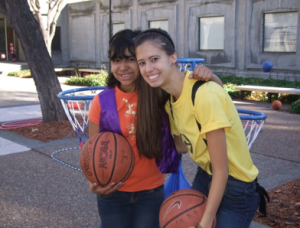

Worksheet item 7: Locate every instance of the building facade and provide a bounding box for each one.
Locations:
[1,0,300,81]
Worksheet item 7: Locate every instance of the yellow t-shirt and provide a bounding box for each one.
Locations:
[165,71,259,182]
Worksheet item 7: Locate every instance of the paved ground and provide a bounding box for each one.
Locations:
[0,74,300,228]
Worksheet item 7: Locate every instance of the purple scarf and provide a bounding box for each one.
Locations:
[99,87,179,173]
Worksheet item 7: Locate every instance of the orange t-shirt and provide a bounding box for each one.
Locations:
[89,86,164,192]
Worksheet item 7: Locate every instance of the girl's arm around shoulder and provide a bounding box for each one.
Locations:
[188,65,223,87]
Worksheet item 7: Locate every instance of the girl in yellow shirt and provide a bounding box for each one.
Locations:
[135,28,268,228]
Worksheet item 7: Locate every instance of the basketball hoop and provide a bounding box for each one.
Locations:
[57,86,106,147]
[237,109,267,150]
[52,86,106,171]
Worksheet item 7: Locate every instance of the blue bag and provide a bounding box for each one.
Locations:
[164,155,191,200]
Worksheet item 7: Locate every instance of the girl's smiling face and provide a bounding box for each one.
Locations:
[136,41,176,88]
[111,49,139,93]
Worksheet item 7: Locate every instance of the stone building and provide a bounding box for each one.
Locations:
[1,0,300,80]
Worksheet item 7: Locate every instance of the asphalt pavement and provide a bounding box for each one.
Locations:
[1,74,300,228]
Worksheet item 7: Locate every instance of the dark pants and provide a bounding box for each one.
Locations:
[192,167,260,228]
[97,185,164,228]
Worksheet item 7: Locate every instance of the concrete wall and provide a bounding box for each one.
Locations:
[53,6,70,66]
[53,0,300,80]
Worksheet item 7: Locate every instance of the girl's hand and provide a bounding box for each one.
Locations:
[88,181,125,196]
[188,223,203,228]
[188,65,223,87]
[188,65,213,81]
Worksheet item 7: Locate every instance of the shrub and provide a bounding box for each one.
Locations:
[223,83,240,98]
[7,69,31,77]
[219,75,300,88]
[220,75,300,103]
[65,71,108,86]
[289,99,300,114]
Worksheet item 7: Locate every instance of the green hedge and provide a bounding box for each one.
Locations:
[219,75,300,88]
[289,99,300,114]
[220,75,300,103]
[7,69,31,77]
[65,72,108,86]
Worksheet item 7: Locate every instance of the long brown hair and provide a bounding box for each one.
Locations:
[136,75,169,160]
[135,28,177,160]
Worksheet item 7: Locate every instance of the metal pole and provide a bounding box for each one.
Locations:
[108,0,112,72]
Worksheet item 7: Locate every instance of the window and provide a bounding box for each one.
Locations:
[113,23,125,35]
[51,27,61,51]
[149,20,168,32]
[263,12,297,52]
[199,17,224,50]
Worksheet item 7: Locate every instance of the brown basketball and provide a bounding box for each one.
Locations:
[272,100,282,110]
[80,132,134,186]
[159,189,216,228]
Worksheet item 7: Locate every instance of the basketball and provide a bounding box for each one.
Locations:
[262,61,273,72]
[272,100,282,110]
[80,132,134,186]
[159,189,216,228]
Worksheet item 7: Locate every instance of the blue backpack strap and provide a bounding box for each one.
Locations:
[99,88,123,136]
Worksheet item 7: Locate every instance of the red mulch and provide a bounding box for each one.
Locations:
[6,120,77,142]
[253,179,300,227]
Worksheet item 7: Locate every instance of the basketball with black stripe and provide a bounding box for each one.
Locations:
[159,189,216,228]
[80,132,134,186]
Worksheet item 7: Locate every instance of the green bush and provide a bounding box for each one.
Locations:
[219,75,300,88]
[65,71,108,86]
[7,69,31,77]
[289,99,300,114]
[220,75,300,103]
[223,83,241,98]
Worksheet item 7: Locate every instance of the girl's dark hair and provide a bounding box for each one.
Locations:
[105,28,165,160]
[134,28,176,56]
[135,28,175,160]
[106,29,141,88]
[136,77,170,160]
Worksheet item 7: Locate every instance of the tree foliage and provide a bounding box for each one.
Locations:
[29,0,65,56]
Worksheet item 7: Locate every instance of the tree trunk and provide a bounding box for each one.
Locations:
[0,0,67,122]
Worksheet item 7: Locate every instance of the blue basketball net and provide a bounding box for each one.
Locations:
[57,86,106,148]
[237,109,267,150]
